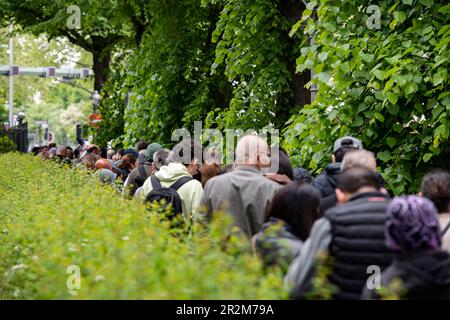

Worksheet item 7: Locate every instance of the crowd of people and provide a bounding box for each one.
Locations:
[31,135,450,299]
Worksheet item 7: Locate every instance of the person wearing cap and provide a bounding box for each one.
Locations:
[312,136,363,198]
[122,143,162,198]
[362,196,450,300]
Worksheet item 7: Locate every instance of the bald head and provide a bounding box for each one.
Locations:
[95,158,112,171]
[342,150,377,172]
[235,135,270,168]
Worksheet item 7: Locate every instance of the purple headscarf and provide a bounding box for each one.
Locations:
[386,195,441,252]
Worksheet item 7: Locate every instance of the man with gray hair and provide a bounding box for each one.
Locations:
[153,148,170,170]
[197,135,281,238]
[320,149,382,215]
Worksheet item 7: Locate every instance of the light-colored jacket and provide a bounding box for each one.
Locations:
[440,213,450,253]
[141,162,203,220]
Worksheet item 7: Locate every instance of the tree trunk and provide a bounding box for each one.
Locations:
[92,50,111,92]
[278,0,311,116]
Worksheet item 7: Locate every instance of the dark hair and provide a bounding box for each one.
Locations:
[87,144,101,155]
[335,167,380,193]
[136,141,148,152]
[100,147,107,159]
[271,147,294,180]
[31,146,41,156]
[421,169,450,213]
[264,182,320,240]
[118,154,137,170]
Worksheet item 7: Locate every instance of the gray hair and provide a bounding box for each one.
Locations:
[153,149,170,169]
[342,150,377,172]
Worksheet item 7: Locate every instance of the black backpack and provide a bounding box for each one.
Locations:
[135,166,149,188]
[144,176,192,218]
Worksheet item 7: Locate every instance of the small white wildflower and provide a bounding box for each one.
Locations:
[95,275,105,282]
[11,263,27,271]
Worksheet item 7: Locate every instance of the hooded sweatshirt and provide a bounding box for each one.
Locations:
[141,162,203,220]
[362,250,450,300]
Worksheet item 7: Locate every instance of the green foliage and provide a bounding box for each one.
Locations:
[0,153,286,299]
[305,252,338,299]
[284,0,450,194]
[95,51,129,148]
[206,0,299,130]
[118,0,226,146]
[0,136,16,153]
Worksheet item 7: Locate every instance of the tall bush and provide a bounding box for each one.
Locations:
[284,0,450,194]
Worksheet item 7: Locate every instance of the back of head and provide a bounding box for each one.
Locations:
[386,196,441,252]
[137,150,147,166]
[270,147,293,180]
[199,163,222,187]
[235,135,270,167]
[421,169,450,213]
[118,154,136,170]
[87,144,101,155]
[56,145,68,158]
[153,149,170,170]
[169,139,203,166]
[95,158,112,171]
[136,140,148,152]
[336,167,380,194]
[342,150,377,172]
[333,136,363,162]
[107,149,115,160]
[123,148,139,159]
[265,182,320,240]
[83,153,101,170]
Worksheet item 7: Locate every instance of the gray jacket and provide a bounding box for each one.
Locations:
[284,217,332,298]
[197,165,281,238]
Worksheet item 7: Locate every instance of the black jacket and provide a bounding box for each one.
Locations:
[312,163,341,198]
[293,167,312,184]
[362,250,450,300]
[325,191,394,300]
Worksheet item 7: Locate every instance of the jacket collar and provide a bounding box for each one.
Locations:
[348,191,390,202]
[234,165,261,174]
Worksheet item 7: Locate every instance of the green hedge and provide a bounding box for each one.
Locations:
[0,154,285,299]
[0,136,16,154]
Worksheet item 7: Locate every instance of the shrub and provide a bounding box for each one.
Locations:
[0,154,286,299]
[0,136,16,154]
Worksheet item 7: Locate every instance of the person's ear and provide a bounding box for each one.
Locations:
[257,153,271,168]
[331,154,336,163]
[336,188,347,204]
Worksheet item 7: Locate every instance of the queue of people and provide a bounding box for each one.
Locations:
[31,134,450,299]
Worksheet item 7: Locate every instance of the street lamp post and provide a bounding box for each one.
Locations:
[92,90,100,114]
[15,111,28,153]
